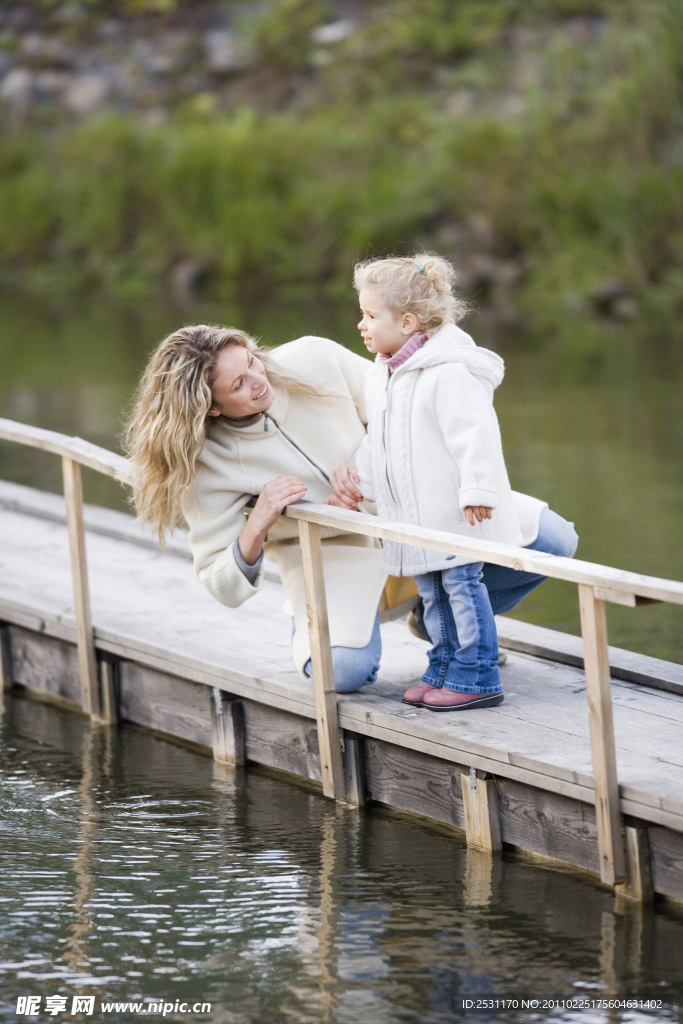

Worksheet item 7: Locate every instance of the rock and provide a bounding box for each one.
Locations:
[311,49,333,67]
[35,71,69,102]
[52,3,89,25]
[4,7,34,31]
[0,68,34,112]
[611,297,638,321]
[204,29,251,75]
[64,74,110,112]
[590,281,638,319]
[498,93,527,119]
[169,259,210,304]
[146,31,197,77]
[446,88,476,117]
[311,20,355,45]
[592,279,627,309]
[469,254,521,288]
[98,19,125,42]
[20,33,75,69]
[467,213,507,255]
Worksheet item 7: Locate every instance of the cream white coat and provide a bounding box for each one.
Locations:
[354,323,546,575]
[181,336,387,674]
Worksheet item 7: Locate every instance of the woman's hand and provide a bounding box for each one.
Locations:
[328,458,363,511]
[464,505,493,526]
[238,475,308,564]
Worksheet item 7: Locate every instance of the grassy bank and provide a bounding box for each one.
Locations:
[2,0,682,338]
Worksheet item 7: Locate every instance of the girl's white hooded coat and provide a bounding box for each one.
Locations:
[354,323,544,576]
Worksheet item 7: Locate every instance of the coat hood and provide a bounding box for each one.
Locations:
[389,323,505,393]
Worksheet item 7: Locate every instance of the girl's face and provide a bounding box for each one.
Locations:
[209,345,274,420]
[358,288,417,356]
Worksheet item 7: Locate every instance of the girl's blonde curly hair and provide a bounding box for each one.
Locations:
[124,324,327,542]
[353,253,468,334]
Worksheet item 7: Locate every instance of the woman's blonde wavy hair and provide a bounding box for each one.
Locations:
[124,324,328,542]
[354,253,469,333]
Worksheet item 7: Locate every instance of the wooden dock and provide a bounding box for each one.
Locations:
[2,474,683,905]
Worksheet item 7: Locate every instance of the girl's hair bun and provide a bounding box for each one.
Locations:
[353,253,468,333]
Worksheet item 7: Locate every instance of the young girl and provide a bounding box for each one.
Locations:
[332,254,527,711]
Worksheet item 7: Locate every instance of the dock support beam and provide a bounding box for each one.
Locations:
[343,732,366,808]
[0,625,11,692]
[212,690,246,766]
[461,768,502,852]
[298,520,345,800]
[62,456,101,719]
[616,825,653,903]
[579,584,626,886]
[98,657,119,726]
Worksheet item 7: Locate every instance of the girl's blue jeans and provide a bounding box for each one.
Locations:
[414,508,578,694]
[304,508,578,694]
[416,561,501,693]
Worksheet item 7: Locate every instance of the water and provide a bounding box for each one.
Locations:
[0,294,681,661]
[2,691,683,1024]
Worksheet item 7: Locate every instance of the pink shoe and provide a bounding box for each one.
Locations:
[402,682,439,706]
[421,689,504,712]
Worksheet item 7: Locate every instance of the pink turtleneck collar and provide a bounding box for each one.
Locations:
[379,331,429,374]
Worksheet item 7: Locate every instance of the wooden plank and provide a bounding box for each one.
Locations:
[4,585,683,833]
[3,499,683,830]
[578,583,625,885]
[498,778,600,872]
[211,690,246,766]
[495,617,683,696]
[649,826,683,902]
[5,549,683,828]
[0,417,127,478]
[285,501,683,606]
[9,627,82,707]
[342,732,366,808]
[461,769,502,852]
[117,661,213,749]
[616,826,654,903]
[0,479,283,582]
[62,457,101,718]
[364,738,466,829]
[99,657,119,725]
[464,848,497,908]
[242,701,322,783]
[0,624,12,691]
[2,413,683,603]
[594,587,637,607]
[298,519,345,799]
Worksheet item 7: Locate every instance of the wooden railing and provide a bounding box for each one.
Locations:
[2,416,683,887]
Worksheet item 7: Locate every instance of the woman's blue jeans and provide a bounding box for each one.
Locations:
[304,508,577,694]
[302,612,382,694]
[414,508,578,694]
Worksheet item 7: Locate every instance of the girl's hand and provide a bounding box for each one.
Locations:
[464,505,493,526]
[329,458,363,510]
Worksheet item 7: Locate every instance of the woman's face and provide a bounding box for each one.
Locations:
[209,345,274,420]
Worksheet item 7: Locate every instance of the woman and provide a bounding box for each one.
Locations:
[125,325,387,692]
[125,324,577,692]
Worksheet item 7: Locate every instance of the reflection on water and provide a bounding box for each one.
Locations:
[2,692,683,1023]
[0,294,681,660]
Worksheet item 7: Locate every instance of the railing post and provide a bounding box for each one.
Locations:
[298,520,345,800]
[62,456,101,718]
[578,583,625,885]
